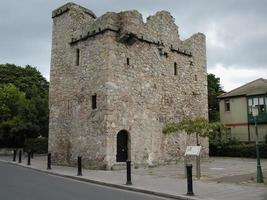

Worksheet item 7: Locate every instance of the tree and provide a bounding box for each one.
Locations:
[0,64,49,98]
[0,64,49,147]
[208,74,224,122]
[162,117,225,146]
[0,84,29,147]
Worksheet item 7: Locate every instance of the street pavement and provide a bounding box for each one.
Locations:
[0,161,170,200]
[0,155,266,200]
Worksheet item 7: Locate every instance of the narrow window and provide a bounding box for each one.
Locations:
[67,100,70,114]
[248,98,253,114]
[253,97,259,105]
[225,99,230,111]
[76,48,80,66]
[174,62,177,75]
[248,98,253,106]
[92,94,97,109]
[259,97,264,105]
[127,58,130,65]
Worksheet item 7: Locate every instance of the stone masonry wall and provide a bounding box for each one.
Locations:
[49,3,208,169]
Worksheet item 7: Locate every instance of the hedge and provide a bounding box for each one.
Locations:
[0,134,24,148]
[24,137,48,154]
[210,143,267,158]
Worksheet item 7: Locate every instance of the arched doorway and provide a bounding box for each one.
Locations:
[116,130,129,162]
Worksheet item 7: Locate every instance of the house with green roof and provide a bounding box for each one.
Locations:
[218,78,267,141]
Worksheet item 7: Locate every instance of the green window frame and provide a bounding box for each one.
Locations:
[247,95,266,114]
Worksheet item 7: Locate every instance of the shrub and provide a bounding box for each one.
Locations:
[0,133,24,148]
[24,137,48,154]
[209,143,267,158]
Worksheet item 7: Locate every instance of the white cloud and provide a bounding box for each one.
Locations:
[206,22,226,48]
[208,63,267,92]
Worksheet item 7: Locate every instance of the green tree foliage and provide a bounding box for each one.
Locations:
[0,64,48,98]
[208,74,224,122]
[0,64,49,147]
[162,117,226,145]
[0,84,28,147]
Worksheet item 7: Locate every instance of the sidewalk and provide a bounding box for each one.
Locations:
[0,155,266,200]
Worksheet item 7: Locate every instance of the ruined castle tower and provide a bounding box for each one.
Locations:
[49,2,208,169]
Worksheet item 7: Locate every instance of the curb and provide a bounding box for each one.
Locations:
[0,159,201,200]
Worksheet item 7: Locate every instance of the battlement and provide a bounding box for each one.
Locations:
[68,9,180,44]
[51,4,201,58]
[70,27,193,57]
[51,3,205,58]
[53,4,181,41]
[52,2,96,19]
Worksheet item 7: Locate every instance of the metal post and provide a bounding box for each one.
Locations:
[27,152,31,165]
[77,156,82,176]
[47,153,51,170]
[13,149,17,162]
[255,118,264,183]
[186,164,194,196]
[184,156,187,178]
[196,156,201,179]
[18,150,22,163]
[126,160,132,185]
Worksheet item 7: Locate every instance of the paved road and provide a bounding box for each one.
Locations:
[0,162,170,200]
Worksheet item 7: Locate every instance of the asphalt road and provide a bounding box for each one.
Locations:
[0,161,170,200]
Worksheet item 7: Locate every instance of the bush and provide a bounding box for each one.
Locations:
[24,137,48,154]
[209,143,267,158]
[0,133,24,148]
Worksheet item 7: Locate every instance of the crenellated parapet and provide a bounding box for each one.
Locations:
[52,3,199,57]
[52,2,96,19]
[62,8,196,58]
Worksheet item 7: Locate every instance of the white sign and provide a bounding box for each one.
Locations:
[185,146,201,156]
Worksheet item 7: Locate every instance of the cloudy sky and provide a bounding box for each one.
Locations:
[1,0,267,91]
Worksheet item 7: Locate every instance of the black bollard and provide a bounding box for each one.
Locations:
[27,152,31,165]
[47,153,51,170]
[77,156,82,176]
[13,149,17,162]
[18,150,22,163]
[126,160,132,185]
[186,164,194,196]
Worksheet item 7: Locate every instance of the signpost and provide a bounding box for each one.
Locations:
[185,146,201,156]
[184,146,202,179]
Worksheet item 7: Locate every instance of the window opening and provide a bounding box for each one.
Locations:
[174,62,177,75]
[225,99,230,111]
[76,49,80,66]
[92,94,97,109]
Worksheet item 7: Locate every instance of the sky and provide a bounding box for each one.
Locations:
[1,0,267,92]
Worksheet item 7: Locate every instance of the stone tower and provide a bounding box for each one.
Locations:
[49,2,208,169]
